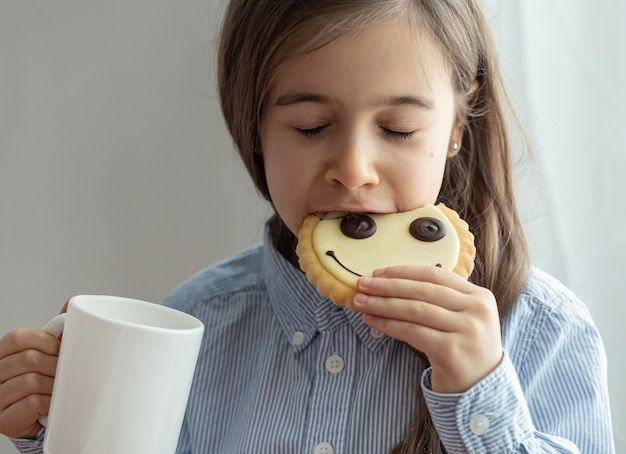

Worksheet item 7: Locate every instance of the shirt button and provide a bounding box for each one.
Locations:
[314,442,334,454]
[369,327,385,339]
[325,354,345,374]
[291,331,306,346]
[469,414,490,435]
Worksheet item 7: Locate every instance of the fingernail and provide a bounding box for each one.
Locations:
[358,276,372,288]
[354,293,368,305]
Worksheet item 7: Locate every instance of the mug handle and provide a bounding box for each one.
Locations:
[38,314,67,427]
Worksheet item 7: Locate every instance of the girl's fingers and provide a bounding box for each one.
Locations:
[354,293,463,333]
[0,328,59,439]
[0,372,54,438]
[362,312,449,350]
[0,304,69,439]
[354,266,502,394]
[0,349,58,385]
[0,329,60,387]
[356,274,468,312]
[374,265,476,293]
[0,373,55,412]
[0,329,60,360]
[0,393,50,439]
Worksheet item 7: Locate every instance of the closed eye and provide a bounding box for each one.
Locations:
[296,125,328,138]
[382,127,415,141]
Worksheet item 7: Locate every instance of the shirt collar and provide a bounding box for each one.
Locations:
[262,220,389,353]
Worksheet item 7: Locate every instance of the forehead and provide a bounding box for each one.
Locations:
[280,8,444,63]
[267,15,453,104]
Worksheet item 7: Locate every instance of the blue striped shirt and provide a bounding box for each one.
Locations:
[11,225,614,453]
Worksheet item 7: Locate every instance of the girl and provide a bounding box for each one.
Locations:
[1,0,615,452]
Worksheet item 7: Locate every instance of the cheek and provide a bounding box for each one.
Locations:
[261,130,289,193]
[393,149,448,205]
[262,152,306,235]
[263,145,303,196]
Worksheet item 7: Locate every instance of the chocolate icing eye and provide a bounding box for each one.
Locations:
[340,213,377,239]
[409,217,446,242]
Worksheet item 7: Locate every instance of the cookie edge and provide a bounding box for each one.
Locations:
[296,204,476,310]
[296,214,357,309]
[436,203,476,279]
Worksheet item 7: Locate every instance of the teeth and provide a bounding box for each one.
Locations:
[316,210,379,221]
[321,211,347,220]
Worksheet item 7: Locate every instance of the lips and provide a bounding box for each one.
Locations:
[311,206,392,216]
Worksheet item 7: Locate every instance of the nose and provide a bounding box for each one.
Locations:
[324,139,380,190]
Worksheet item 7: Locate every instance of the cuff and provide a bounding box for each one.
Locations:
[421,351,534,453]
[9,427,45,454]
[9,438,43,454]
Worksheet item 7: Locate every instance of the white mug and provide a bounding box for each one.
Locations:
[40,295,204,454]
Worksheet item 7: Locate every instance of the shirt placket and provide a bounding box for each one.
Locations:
[304,323,356,454]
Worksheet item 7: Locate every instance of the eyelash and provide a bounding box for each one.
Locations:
[382,128,415,141]
[296,126,327,138]
[295,126,416,141]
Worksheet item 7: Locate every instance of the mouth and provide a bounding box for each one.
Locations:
[313,209,387,220]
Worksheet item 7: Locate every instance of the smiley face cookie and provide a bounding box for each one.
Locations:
[295,203,476,310]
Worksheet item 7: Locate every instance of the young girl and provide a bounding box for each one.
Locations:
[1,0,615,452]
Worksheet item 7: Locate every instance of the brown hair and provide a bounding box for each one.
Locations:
[218,1,530,452]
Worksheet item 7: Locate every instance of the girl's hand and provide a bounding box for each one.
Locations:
[0,329,60,439]
[353,265,502,393]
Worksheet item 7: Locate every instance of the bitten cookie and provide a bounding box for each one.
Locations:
[296,203,476,310]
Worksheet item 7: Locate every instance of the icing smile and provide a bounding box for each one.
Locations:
[325,251,361,277]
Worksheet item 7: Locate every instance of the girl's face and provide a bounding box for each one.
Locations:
[261,17,463,235]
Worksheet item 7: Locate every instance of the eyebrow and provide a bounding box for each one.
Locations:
[274,92,335,106]
[274,92,435,109]
[383,95,435,109]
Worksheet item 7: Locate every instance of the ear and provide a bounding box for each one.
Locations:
[448,80,480,158]
[447,122,464,158]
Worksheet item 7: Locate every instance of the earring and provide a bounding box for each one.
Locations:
[450,141,460,153]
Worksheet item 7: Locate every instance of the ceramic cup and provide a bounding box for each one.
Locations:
[39,295,204,454]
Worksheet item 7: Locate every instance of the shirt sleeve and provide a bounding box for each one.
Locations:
[10,436,44,454]
[421,290,615,454]
[175,414,192,454]
[422,353,582,453]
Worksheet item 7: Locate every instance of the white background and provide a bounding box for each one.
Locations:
[1,1,623,452]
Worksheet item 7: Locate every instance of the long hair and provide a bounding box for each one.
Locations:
[218,1,530,452]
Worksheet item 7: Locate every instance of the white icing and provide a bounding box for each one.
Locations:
[311,204,460,288]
